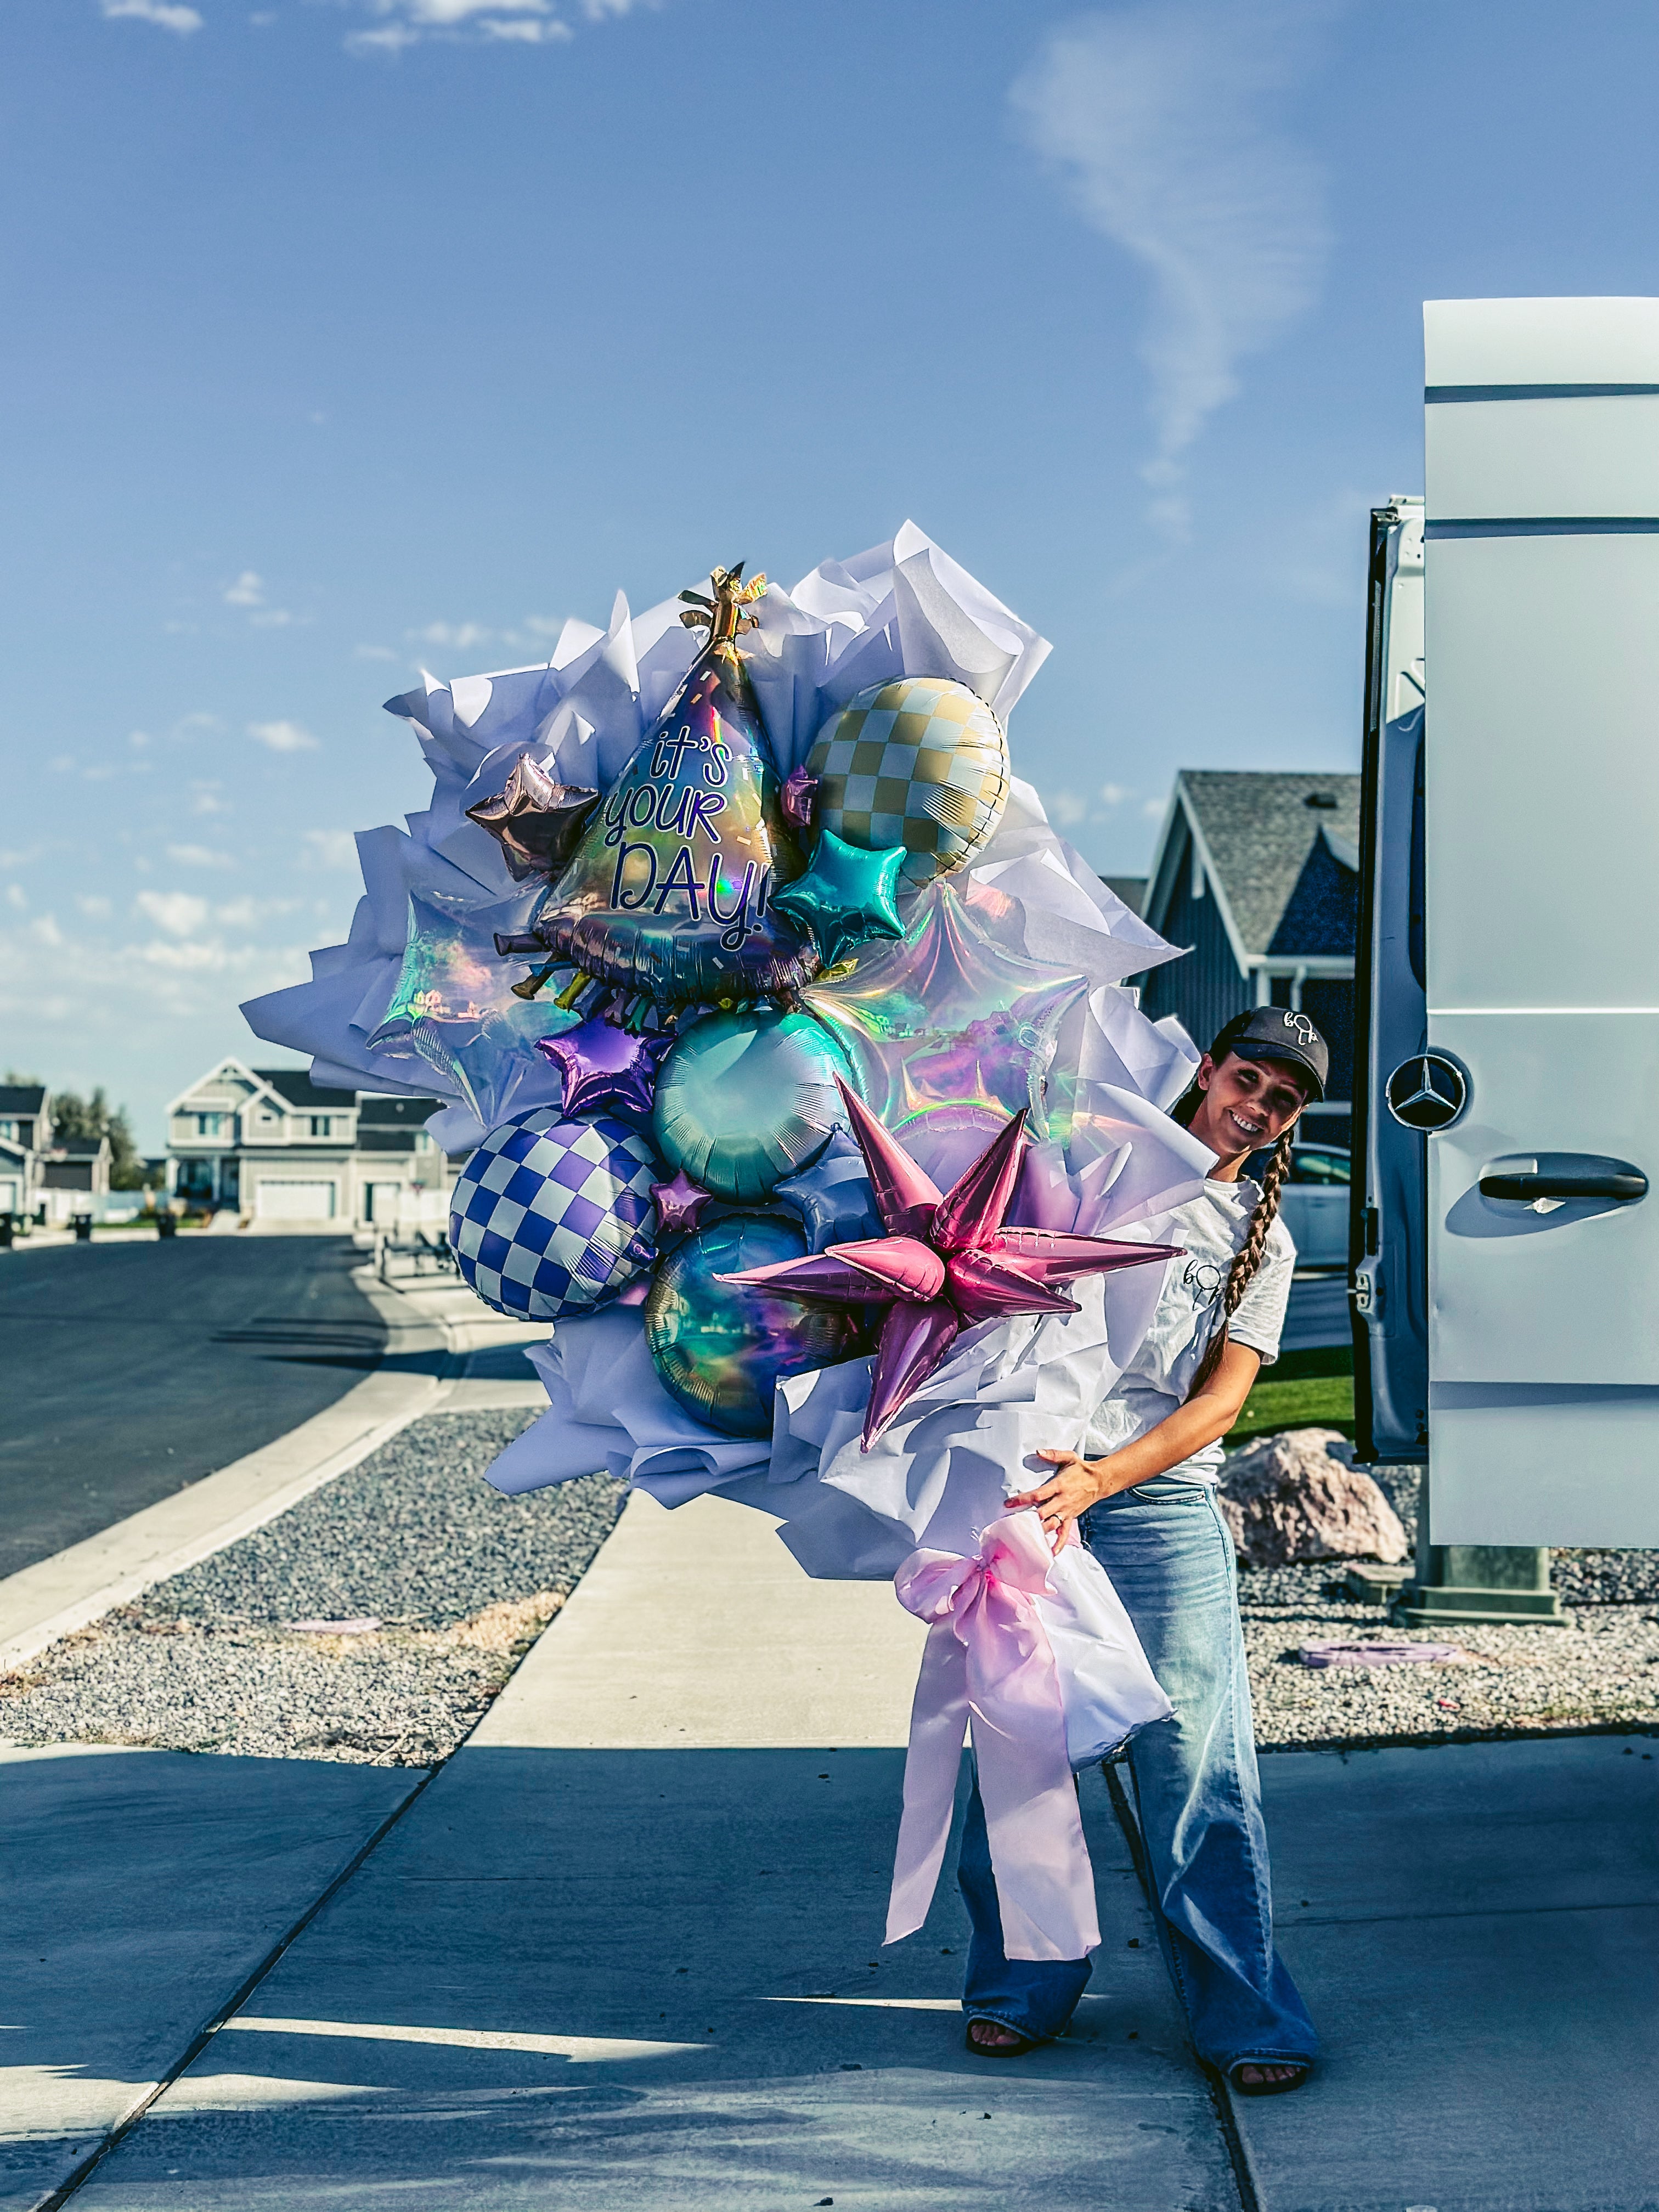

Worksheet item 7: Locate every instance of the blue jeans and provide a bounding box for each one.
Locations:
[958,1476,1317,2072]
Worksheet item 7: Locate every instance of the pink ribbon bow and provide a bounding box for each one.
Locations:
[885,1508,1100,1962]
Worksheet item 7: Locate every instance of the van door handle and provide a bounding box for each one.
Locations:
[1479,1154,1648,1203]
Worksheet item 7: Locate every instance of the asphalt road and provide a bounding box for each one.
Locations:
[0,1237,386,1580]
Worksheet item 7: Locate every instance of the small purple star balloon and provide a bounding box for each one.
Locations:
[535,1019,672,1123]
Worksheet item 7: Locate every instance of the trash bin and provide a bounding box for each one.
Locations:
[155,1212,178,1240]
[0,1213,12,1250]
[74,1214,93,1243]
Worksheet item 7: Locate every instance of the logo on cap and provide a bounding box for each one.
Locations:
[1278,1012,1318,1047]
[1385,1053,1467,1131]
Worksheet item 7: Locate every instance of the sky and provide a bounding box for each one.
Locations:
[5,0,1659,1145]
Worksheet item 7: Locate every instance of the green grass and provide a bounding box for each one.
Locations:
[1226,1344,1353,1446]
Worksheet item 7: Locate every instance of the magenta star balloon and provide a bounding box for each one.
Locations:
[718,1080,1181,1450]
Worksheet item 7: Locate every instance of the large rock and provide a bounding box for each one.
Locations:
[1217,1428,1410,1567]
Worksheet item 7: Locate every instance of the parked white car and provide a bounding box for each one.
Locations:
[1276,1145,1350,1269]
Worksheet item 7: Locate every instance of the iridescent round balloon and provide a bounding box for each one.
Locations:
[653,1005,856,1204]
[645,1212,874,1438]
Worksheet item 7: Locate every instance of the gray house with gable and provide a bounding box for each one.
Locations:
[1130,771,1361,1146]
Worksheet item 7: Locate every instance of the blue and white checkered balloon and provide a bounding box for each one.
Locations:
[449,1107,659,1321]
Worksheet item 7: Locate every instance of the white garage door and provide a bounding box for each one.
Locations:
[256,1180,337,1220]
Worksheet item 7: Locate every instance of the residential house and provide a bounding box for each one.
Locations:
[41,1133,112,1214]
[166,1059,456,1226]
[0,1082,50,1220]
[1131,771,1360,1147]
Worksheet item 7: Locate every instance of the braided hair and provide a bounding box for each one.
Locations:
[1168,1039,1299,1397]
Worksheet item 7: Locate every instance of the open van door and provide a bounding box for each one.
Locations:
[1419,297,1659,1547]
[1350,499,1427,1464]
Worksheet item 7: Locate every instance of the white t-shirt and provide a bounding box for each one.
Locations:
[1081,1177,1296,1487]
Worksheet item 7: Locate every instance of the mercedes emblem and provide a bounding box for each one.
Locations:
[1385,1053,1468,1131]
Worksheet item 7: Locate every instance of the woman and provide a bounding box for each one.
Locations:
[958,1006,1328,2096]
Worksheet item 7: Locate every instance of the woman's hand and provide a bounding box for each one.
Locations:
[1005,1447,1107,1538]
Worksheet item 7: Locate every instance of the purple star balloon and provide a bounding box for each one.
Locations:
[534,1019,673,1122]
[651,1167,714,1239]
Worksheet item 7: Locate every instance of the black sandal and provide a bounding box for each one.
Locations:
[964,2017,1037,2057]
[1227,2057,1311,2096]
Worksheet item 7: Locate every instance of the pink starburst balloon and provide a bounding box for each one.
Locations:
[718,1079,1181,1450]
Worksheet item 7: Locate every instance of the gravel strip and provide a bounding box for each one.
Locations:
[0,1411,623,1767]
[1238,1460,1659,1748]
[3,1413,1654,1765]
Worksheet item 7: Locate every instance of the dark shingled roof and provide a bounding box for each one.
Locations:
[1179,771,1361,957]
[255,1067,356,1109]
[1101,876,1147,916]
[0,1084,47,1115]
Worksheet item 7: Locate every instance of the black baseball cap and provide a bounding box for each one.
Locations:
[1210,1008,1329,1101]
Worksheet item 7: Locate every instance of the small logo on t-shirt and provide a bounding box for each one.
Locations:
[1183,1257,1225,1302]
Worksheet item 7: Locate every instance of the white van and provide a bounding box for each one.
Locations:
[1353,297,1659,1559]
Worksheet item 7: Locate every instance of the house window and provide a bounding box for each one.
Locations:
[196,1113,229,1137]
[0,1120,14,1142]
[309,1115,332,1137]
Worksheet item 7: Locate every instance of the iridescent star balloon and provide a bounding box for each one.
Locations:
[804,883,1088,1190]
[369,888,575,1129]
[719,1081,1180,1449]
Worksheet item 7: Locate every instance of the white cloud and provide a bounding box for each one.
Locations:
[1142,796,1167,820]
[76,895,113,919]
[136,890,209,938]
[5,884,26,912]
[166,843,235,870]
[354,644,398,662]
[101,0,203,31]
[29,915,65,949]
[251,607,297,628]
[414,619,495,651]
[1046,789,1088,828]
[1098,782,1128,806]
[480,16,574,36]
[1011,2,1332,539]
[302,830,359,871]
[248,719,319,754]
[189,782,232,816]
[345,0,653,53]
[224,570,266,607]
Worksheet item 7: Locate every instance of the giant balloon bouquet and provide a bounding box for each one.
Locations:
[245,527,1213,1583]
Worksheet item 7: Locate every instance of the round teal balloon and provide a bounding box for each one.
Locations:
[645,1212,874,1438]
[653,1005,856,1203]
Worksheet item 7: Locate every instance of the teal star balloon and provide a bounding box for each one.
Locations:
[769,828,906,971]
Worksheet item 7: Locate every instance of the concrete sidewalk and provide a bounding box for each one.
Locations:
[1235,1734,1659,2210]
[8,1474,1657,2209]
[40,1495,1239,2210]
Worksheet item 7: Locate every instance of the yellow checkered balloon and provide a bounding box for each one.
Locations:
[804,678,1009,887]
